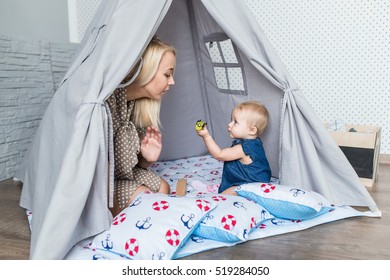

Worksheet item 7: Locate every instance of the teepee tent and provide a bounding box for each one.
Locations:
[18,0,379,260]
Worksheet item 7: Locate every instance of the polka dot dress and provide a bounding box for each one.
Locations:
[106,88,161,210]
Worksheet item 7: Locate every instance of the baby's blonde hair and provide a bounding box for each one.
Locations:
[126,36,176,128]
[235,101,269,136]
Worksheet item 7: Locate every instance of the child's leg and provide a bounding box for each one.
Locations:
[109,184,149,217]
[221,186,238,195]
[158,178,170,194]
[110,174,170,217]
[130,179,170,203]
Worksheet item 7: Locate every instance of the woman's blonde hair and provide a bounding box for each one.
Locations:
[236,101,269,136]
[125,36,176,128]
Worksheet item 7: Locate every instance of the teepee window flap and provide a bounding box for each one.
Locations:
[204,33,247,95]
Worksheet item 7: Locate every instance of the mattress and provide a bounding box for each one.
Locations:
[25,155,378,259]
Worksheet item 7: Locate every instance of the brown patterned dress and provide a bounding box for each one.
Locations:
[106,87,161,211]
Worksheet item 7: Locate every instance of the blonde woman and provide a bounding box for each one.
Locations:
[107,36,175,216]
[196,101,271,195]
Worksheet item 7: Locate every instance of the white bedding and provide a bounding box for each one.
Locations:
[26,155,379,260]
[64,204,376,260]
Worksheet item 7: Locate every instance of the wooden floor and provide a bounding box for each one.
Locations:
[0,162,389,260]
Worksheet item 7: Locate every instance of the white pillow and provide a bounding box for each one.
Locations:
[92,192,217,260]
[191,193,273,243]
[235,183,333,220]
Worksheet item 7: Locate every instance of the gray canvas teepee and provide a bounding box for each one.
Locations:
[18,0,380,260]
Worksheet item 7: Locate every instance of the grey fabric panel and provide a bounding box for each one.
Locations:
[201,0,378,211]
[190,0,236,153]
[157,0,208,160]
[194,0,283,176]
[238,49,282,178]
[201,0,298,91]
[280,90,378,209]
[19,0,173,259]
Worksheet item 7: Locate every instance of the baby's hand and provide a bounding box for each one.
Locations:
[195,120,207,131]
[196,123,209,137]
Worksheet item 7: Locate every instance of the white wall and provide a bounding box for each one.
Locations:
[245,0,390,154]
[67,0,102,43]
[0,0,69,43]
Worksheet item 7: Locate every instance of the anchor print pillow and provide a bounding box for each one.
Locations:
[191,193,273,243]
[235,183,333,220]
[92,192,217,260]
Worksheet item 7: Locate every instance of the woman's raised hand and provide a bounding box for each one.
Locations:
[140,126,162,163]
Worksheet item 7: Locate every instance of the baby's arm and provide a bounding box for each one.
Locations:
[196,125,245,161]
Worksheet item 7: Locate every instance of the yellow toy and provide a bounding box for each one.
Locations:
[195,120,207,131]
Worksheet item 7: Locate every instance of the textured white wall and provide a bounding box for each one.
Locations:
[0,34,77,181]
[245,0,390,153]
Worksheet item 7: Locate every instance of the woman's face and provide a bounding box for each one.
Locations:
[143,51,176,100]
